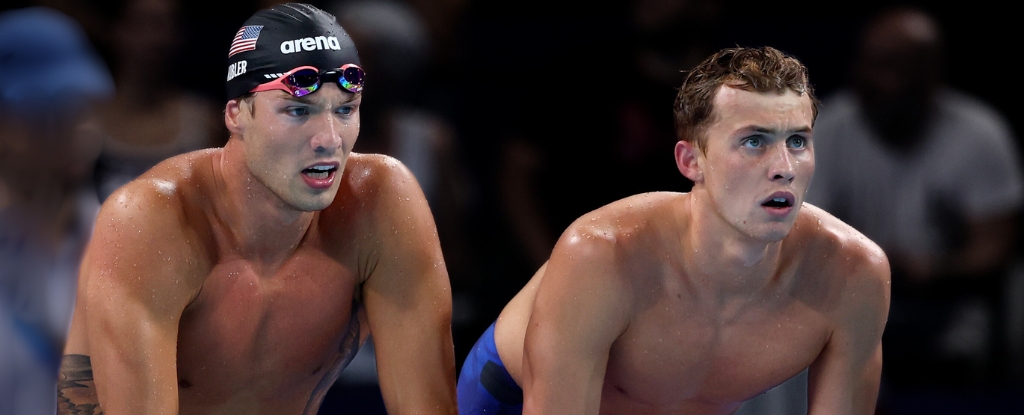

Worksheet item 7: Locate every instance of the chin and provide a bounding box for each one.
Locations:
[735,219,793,243]
[755,231,789,243]
[288,192,338,212]
[754,223,795,242]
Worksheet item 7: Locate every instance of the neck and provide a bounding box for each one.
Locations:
[212,139,314,268]
[682,188,784,295]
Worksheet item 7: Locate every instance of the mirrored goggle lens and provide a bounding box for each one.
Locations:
[284,68,321,97]
[339,65,364,94]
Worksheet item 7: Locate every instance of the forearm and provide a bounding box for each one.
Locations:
[375,324,458,414]
[79,296,182,414]
[57,354,104,415]
[369,282,457,415]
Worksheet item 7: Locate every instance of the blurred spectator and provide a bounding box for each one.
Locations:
[806,4,1023,408]
[0,6,113,414]
[91,0,224,203]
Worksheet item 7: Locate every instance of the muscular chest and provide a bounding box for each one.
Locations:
[175,249,362,400]
[604,296,830,407]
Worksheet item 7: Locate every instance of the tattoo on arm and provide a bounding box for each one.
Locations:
[57,354,104,415]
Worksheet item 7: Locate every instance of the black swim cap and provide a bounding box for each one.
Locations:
[224,3,360,101]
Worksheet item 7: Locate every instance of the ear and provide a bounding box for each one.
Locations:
[224,98,247,136]
[675,140,704,183]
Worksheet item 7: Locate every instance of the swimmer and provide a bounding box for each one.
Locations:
[58,3,457,414]
[457,46,891,415]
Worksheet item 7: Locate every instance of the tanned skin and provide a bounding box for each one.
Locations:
[492,86,891,415]
[59,83,458,415]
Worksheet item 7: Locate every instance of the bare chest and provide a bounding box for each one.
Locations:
[603,296,830,411]
[175,249,364,408]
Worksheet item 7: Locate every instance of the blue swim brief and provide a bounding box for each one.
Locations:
[457,321,523,415]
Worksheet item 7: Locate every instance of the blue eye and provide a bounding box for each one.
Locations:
[285,106,310,117]
[787,136,807,149]
[742,137,763,148]
[336,105,354,116]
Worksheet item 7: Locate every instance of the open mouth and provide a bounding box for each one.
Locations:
[761,196,794,208]
[761,192,795,210]
[302,164,337,179]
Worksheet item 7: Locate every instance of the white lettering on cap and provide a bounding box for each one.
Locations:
[227,60,247,81]
[280,36,342,54]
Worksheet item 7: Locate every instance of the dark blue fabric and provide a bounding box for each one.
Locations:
[457,322,523,415]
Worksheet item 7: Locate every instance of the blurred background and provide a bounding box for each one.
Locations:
[1,0,1021,414]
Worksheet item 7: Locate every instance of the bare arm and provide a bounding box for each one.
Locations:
[59,183,201,415]
[361,157,458,414]
[807,243,891,415]
[521,225,633,415]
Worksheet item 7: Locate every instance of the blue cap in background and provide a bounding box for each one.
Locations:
[0,7,114,115]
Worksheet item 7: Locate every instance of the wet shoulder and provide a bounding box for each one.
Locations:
[105,148,218,209]
[790,203,890,306]
[87,150,216,297]
[99,149,219,259]
[795,203,886,267]
[319,153,422,237]
[561,192,687,258]
[333,153,419,204]
[119,147,220,209]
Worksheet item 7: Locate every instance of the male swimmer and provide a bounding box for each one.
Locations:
[59,3,457,414]
[457,46,891,415]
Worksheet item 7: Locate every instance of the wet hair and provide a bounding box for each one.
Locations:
[672,46,818,152]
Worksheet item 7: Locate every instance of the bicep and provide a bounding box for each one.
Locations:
[67,199,197,414]
[521,234,631,415]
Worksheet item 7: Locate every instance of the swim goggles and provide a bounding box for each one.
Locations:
[250,64,364,97]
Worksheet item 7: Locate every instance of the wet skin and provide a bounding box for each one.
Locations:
[59,84,457,415]
[492,87,891,415]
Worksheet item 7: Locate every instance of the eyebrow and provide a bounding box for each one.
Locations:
[742,125,812,135]
[280,94,361,106]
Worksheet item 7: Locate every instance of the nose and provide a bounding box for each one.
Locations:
[309,111,343,154]
[768,145,796,183]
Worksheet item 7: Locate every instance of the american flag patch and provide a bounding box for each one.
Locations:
[228,25,263,57]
